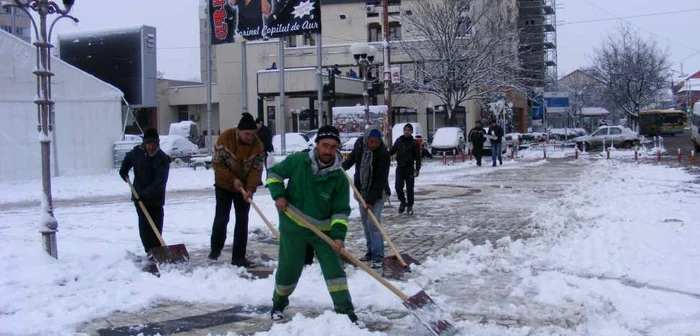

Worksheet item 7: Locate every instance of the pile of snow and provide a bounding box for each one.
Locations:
[272,133,311,154]
[168,120,197,138]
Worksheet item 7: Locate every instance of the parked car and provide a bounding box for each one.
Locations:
[272,133,313,154]
[573,126,640,150]
[430,127,465,155]
[341,136,359,153]
[548,128,580,141]
[159,135,199,161]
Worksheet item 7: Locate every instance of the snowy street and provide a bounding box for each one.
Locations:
[2,156,700,336]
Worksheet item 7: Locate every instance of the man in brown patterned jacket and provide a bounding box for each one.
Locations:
[208,112,265,267]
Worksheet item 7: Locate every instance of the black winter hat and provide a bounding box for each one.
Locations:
[315,125,341,144]
[403,123,413,131]
[238,113,257,130]
[143,128,159,144]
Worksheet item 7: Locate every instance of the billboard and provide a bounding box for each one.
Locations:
[58,26,157,108]
[543,92,570,114]
[210,0,321,44]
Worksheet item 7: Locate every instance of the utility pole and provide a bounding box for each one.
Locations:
[205,5,213,156]
[382,0,392,147]
[316,33,323,128]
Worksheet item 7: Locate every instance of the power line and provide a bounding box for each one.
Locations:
[560,8,700,26]
[579,0,700,55]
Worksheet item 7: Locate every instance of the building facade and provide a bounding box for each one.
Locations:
[0,6,31,43]
[159,0,543,143]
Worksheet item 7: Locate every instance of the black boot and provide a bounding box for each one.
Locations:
[407,206,413,215]
[399,202,406,214]
[208,250,221,260]
[359,252,372,262]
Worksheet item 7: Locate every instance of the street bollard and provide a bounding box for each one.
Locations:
[678,148,682,164]
[607,147,610,160]
[543,146,547,160]
[452,151,457,164]
[575,147,579,159]
[634,146,638,162]
[468,148,473,161]
[461,150,465,162]
[443,151,447,165]
[691,151,696,167]
[657,147,661,163]
[510,148,515,160]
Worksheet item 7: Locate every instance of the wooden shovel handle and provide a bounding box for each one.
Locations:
[345,171,408,267]
[284,208,409,302]
[126,178,166,247]
[239,186,280,240]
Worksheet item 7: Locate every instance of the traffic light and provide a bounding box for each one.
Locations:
[687,108,692,114]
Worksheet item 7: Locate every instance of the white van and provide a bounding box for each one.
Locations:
[391,122,424,145]
[692,102,700,151]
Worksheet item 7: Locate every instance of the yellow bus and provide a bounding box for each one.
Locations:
[639,109,686,136]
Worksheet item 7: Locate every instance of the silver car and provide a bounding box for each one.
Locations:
[573,126,640,150]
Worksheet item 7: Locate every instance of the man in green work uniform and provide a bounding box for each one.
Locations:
[266,125,359,324]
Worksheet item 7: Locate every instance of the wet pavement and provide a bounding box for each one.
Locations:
[72,157,589,336]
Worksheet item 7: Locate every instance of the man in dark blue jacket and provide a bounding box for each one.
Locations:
[389,123,421,215]
[119,128,171,254]
[487,120,504,166]
[342,127,390,268]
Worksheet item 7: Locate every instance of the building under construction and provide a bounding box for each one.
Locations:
[517,0,558,89]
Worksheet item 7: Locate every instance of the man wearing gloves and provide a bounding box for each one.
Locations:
[208,113,265,267]
[119,128,171,255]
[265,125,360,325]
[342,127,390,268]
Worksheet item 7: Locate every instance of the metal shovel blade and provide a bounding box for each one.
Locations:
[149,244,190,264]
[383,253,421,279]
[403,290,457,336]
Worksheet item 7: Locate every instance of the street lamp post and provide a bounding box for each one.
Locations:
[350,43,377,127]
[2,0,79,259]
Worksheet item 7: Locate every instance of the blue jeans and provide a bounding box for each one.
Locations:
[358,200,384,262]
[491,143,502,165]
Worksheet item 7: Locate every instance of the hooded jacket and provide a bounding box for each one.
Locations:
[341,127,390,205]
[266,150,351,241]
[119,145,171,206]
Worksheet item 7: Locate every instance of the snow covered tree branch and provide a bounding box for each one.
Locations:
[394,0,523,124]
[593,24,671,127]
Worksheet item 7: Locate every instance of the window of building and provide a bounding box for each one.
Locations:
[367,23,381,42]
[302,33,316,46]
[388,0,401,5]
[1,25,11,34]
[177,106,188,122]
[388,22,401,41]
[392,106,418,125]
[285,35,297,47]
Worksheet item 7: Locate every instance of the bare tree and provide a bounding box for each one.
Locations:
[395,0,522,125]
[593,25,670,129]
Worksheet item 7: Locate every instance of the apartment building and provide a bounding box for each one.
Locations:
[159,0,542,140]
[0,6,31,43]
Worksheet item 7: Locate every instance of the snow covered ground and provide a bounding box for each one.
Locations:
[1,158,699,335]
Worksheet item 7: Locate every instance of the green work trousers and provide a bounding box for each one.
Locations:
[272,223,355,316]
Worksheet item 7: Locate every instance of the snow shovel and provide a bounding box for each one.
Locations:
[239,186,280,240]
[126,178,190,264]
[345,172,420,278]
[284,208,456,336]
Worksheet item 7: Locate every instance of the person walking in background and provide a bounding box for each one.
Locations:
[256,117,274,185]
[468,120,486,166]
[209,113,265,267]
[487,120,504,167]
[389,123,421,215]
[119,128,171,256]
[342,127,390,268]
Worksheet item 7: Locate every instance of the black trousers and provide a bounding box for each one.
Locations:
[473,144,484,166]
[210,186,251,261]
[135,203,164,254]
[395,167,415,207]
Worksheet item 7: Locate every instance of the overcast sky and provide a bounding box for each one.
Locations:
[46,0,700,82]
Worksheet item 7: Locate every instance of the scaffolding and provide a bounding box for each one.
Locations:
[516,0,558,89]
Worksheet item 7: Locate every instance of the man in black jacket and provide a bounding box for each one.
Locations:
[468,120,487,166]
[389,123,421,215]
[256,118,274,184]
[119,128,171,255]
[342,127,390,268]
[487,120,505,166]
